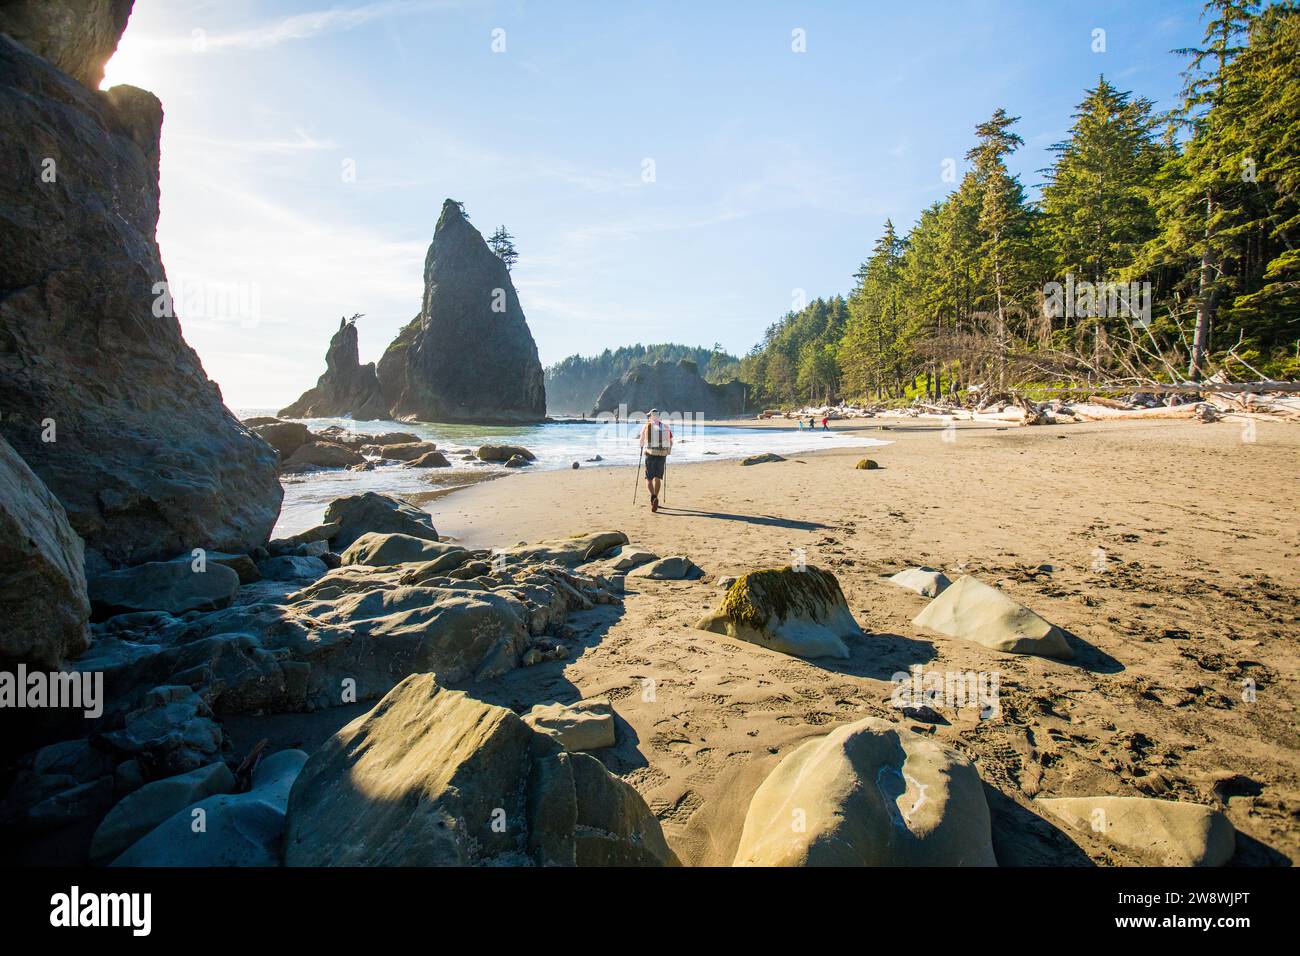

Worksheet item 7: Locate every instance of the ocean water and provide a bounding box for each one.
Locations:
[236,410,888,537]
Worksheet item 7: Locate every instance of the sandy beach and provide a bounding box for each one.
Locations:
[418,416,1300,865]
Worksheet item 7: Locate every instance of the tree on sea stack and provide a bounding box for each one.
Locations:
[488,225,519,272]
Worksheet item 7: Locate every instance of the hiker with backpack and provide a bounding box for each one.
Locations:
[640,409,673,513]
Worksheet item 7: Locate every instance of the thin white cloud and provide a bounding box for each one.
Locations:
[128,0,461,55]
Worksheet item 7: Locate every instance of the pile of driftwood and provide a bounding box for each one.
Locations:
[905,380,1300,426]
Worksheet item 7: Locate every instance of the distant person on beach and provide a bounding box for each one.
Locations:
[640,408,673,513]
[822,416,828,430]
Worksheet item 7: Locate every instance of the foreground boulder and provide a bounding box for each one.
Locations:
[913,575,1072,659]
[0,29,283,566]
[113,750,306,866]
[376,200,546,424]
[697,566,861,659]
[90,760,235,865]
[1036,796,1235,866]
[284,674,676,866]
[88,560,239,617]
[0,436,90,667]
[734,716,996,866]
[278,316,388,420]
[322,492,438,551]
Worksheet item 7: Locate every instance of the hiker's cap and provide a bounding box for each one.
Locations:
[649,408,660,415]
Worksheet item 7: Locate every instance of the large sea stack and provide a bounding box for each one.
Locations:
[376,200,546,424]
[0,2,283,567]
[592,359,747,418]
[279,316,388,420]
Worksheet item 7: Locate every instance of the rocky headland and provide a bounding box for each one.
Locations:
[592,358,747,419]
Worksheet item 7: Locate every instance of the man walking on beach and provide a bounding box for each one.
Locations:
[640,408,673,513]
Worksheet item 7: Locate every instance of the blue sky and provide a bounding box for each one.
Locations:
[102,0,1208,408]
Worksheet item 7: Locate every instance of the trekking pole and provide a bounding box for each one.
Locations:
[633,447,643,504]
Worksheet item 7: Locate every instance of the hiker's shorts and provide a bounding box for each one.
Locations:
[644,453,667,480]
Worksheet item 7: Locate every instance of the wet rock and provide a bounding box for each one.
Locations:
[247,420,310,460]
[477,444,536,463]
[741,453,785,466]
[282,441,364,471]
[504,454,531,468]
[405,450,451,468]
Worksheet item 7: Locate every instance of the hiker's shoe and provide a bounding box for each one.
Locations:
[650,495,658,513]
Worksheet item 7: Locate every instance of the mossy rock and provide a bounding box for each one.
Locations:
[696,565,861,659]
[855,459,880,470]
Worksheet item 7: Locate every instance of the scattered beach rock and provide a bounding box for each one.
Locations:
[1036,796,1235,866]
[504,454,531,468]
[268,521,341,554]
[322,492,439,551]
[524,699,616,751]
[255,555,328,582]
[913,575,1072,659]
[372,441,438,462]
[888,566,951,598]
[611,549,659,572]
[113,750,307,866]
[101,685,226,780]
[477,444,536,463]
[283,675,675,866]
[733,716,997,866]
[504,530,628,566]
[206,552,260,584]
[741,452,786,466]
[0,435,90,667]
[405,450,451,468]
[90,760,235,865]
[89,560,239,618]
[697,566,861,659]
[247,420,310,460]
[855,458,880,470]
[282,441,364,470]
[630,555,702,580]
[341,532,460,567]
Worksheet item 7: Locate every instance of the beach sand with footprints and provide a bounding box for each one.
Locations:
[417,416,1300,865]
